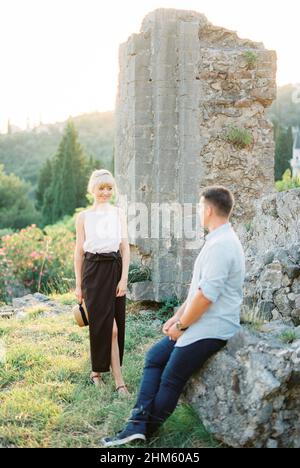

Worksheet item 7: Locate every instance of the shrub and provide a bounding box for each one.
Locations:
[243,51,258,69]
[0,248,16,303]
[278,330,297,344]
[275,169,300,192]
[226,126,253,149]
[128,262,151,285]
[156,296,180,321]
[0,224,75,301]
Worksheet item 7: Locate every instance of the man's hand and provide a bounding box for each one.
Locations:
[166,323,184,341]
[162,316,178,335]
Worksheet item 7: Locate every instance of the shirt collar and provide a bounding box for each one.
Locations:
[204,222,232,242]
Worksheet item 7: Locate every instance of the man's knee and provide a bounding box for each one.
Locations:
[145,343,160,367]
[145,339,169,368]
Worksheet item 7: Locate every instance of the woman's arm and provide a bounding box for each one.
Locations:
[74,212,85,302]
[117,208,130,295]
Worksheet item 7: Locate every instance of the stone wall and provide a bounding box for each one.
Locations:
[115,8,277,302]
[238,188,300,325]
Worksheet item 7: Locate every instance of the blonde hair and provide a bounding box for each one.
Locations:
[87,169,119,204]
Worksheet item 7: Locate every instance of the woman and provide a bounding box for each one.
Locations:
[74,169,130,395]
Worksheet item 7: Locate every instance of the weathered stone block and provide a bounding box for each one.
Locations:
[183,328,300,448]
[115,8,276,302]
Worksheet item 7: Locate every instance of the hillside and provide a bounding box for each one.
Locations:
[0,112,114,197]
[268,84,300,127]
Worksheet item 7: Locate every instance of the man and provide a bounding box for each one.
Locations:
[101,186,246,447]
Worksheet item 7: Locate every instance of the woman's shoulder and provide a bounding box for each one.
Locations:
[81,206,121,216]
[114,205,126,215]
[114,206,126,221]
[77,209,91,220]
[77,205,125,217]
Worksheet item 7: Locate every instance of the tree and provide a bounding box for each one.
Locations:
[35,158,53,210]
[274,126,293,181]
[0,164,39,229]
[7,119,12,135]
[41,120,90,224]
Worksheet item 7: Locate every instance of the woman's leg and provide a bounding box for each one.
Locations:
[110,318,128,393]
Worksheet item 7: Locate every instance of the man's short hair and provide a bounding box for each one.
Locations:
[201,186,234,217]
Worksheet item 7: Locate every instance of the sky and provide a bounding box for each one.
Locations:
[1,0,299,132]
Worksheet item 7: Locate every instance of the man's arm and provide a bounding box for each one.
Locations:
[179,290,212,329]
[166,243,231,339]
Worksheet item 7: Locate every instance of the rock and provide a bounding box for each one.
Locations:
[33,293,51,302]
[275,249,300,280]
[259,320,293,337]
[15,311,27,320]
[291,340,300,350]
[183,328,300,448]
[271,309,281,321]
[239,190,300,326]
[0,307,14,319]
[152,319,163,327]
[127,282,155,301]
[2,293,69,320]
[139,309,153,315]
[266,439,278,449]
[260,262,283,292]
[292,278,300,294]
[273,290,293,317]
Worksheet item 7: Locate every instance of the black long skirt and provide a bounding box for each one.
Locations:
[81,250,126,373]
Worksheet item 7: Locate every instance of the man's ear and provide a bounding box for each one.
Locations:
[207,205,213,217]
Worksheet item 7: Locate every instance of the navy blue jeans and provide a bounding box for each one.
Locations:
[126,336,227,436]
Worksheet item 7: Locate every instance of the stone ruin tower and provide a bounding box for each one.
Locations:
[114,9,277,302]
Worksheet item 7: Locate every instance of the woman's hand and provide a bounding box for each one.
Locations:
[116,278,127,297]
[75,285,83,303]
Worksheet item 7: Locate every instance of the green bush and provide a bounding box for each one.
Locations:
[0,224,75,302]
[226,126,253,149]
[275,169,300,192]
[128,262,151,285]
[243,51,258,69]
[0,164,40,230]
[278,330,297,344]
[156,296,180,321]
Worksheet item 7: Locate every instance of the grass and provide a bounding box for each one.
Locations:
[278,330,298,344]
[23,305,50,320]
[49,291,77,306]
[243,51,258,69]
[0,298,217,448]
[240,304,266,331]
[226,126,253,149]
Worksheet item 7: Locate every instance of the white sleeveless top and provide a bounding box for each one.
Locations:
[83,208,122,254]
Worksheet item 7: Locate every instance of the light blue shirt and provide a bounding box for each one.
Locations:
[175,222,245,347]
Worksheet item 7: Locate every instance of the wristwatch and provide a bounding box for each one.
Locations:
[175,320,188,331]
